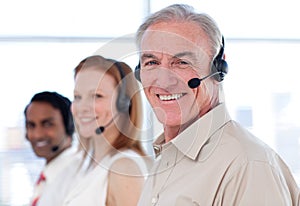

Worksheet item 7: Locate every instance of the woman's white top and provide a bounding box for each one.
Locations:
[62,149,149,206]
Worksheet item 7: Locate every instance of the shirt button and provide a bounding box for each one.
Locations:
[153,145,161,158]
[151,195,158,205]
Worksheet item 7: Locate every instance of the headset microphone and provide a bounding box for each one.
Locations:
[95,126,105,135]
[51,136,66,152]
[188,72,222,89]
[51,145,60,152]
[95,114,119,135]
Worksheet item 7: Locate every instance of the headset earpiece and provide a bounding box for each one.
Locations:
[211,36,228,82]
[114,62,131,113]
[211,58,228,82]
[134,62,141,82]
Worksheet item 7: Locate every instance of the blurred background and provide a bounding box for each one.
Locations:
[1,0,300,205]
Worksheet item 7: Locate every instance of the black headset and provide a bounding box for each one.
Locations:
[134,36,228,82]
[210,36,228,82]
[111,61,131,113]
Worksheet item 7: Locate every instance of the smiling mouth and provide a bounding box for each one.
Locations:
[157,93,185,101]
[80,117,95,123]
[35,140,48,147]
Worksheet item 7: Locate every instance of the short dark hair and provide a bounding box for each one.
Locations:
[24,91,74,137]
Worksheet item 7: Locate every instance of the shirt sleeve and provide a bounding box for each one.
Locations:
[215,161,297,206]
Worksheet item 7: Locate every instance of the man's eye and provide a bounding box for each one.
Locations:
[144,60,159,67]
[172,59,190,69]
[44,122,53,127]
[175,59,189,65]
[73,95,81,101]
[26,123,35,129]
[179,60,189,65]
[44,122,53,128]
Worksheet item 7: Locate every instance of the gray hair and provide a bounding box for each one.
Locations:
[136,4,223,59]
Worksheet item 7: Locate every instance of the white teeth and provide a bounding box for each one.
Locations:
[36,141,48,147]
[159,93,183,101]
[80,118,94,123]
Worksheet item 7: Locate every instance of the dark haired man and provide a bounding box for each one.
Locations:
[24,91,80,206]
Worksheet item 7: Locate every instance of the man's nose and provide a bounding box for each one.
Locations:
[29,126,45,140]
[154,66,178,88]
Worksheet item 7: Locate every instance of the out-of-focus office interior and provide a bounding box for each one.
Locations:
[1,0,300,205]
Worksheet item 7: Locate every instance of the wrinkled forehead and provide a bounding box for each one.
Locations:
[140,30,210,61]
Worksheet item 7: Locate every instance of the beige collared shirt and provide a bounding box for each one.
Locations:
[138,104,299,206]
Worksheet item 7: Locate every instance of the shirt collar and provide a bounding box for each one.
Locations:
[43,147,75,182]
[153,103,231,160]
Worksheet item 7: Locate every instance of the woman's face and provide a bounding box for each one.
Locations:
[71,67,118,138]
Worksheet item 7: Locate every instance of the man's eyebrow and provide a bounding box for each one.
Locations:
[173,51,197,60]
[141,51,197,60]
[25,120,34,125]
[141,53,157,61]
[41,117,54,124]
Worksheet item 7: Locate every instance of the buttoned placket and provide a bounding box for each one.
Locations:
[151,143,178,205]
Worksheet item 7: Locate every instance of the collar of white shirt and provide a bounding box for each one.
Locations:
[43,147,77,183]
